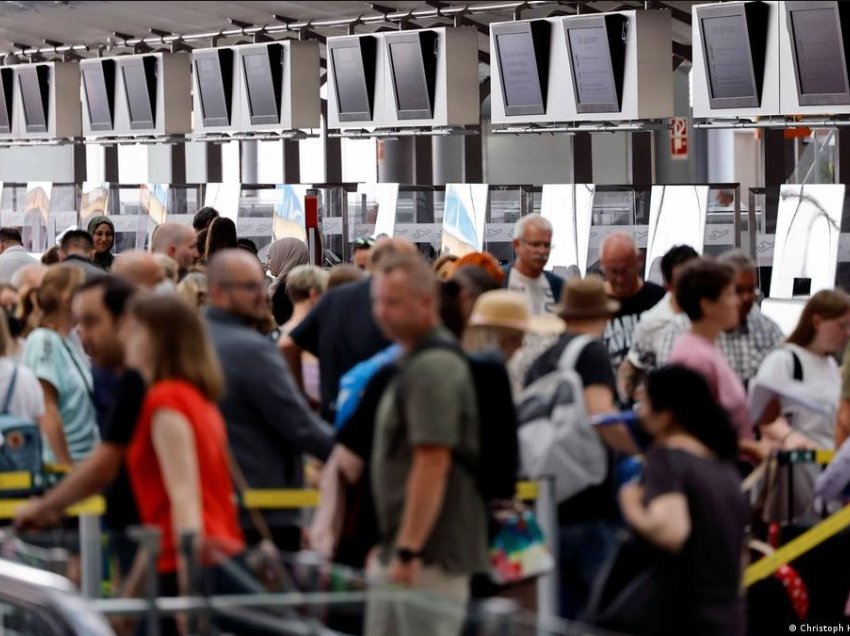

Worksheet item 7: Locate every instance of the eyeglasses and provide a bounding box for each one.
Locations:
[520,238,553,250]
[354,237,376,248]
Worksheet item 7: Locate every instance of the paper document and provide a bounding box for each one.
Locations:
[749,379,831,423]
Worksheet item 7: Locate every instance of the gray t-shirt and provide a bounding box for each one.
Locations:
[371,329,488,574]
[507,268,557,316]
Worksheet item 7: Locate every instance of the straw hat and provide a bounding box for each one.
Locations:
[467,290,565,335]
[556,274,621,319]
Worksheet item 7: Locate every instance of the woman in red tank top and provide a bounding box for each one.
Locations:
[121,294,246,631]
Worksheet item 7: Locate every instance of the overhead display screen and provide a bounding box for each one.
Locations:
[787,2,850,105]
[387,31,438,119]
[329,37,376,122]
[568,27,617,105]
[698,2,768,109]
[194,49,233,127]
[702,16,756,99]
[497,33,543,109]
[389,42,429,111]
[493,22,550,116]
[242,44,283,125]
[0,68,12,134]
[563,15,626,113]
[82,60,115,131]
[17,66,49,133]
[121,56,158,130]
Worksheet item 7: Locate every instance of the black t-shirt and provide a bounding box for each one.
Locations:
[101,369,147,530]
[290,279,390,419]
[642,446,747,634]
[525,333,620,523]
[271,282,294,327]
[604,282,665,369]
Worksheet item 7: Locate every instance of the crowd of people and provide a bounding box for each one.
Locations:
[0,207,847,635]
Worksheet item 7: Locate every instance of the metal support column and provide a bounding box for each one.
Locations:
[378,138,415,183]
[414,136,433,185]
[464,133,483,183]
[206,143,223,183]
[573,132,592,183]
[170,143,186,185]
[79,514,102,599]
[73,142,87,183]
[837,128,850,186]
[630,131,653,187]
[240,140,258,184]
[535,477,560,620]
[764,128,791,187]
[104,145,119,183]
[283,139,301,184]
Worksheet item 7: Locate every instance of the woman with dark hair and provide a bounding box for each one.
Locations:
[200,217,238,265]
[667,259,753,450]
[615,364,746,636]
[87,215,115,271]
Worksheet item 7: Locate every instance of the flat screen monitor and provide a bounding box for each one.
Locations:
[563,14,627,114]
[698,2,769,109]
[492,21,550,116]
[241,44,283,125]
[120,56,158,130]
[386,31,438,120]
[0,68,12,134]
[82,59,116,132]
[17,65,50,134]
[194,49,234,128]
[787,1,850,106]
[328,37,377,122]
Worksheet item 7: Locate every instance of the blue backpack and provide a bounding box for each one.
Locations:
[0,367,44,496]
[334,344,403,430]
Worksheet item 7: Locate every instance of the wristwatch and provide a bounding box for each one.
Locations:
[396,547,425,563]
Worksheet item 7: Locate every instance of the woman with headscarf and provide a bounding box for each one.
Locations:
[268,238,309,326]
[87,216,115,272]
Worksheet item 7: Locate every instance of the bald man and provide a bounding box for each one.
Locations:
[112,252,166,292]
[205,249,333,550]
[150,222,199,278]
[281,239,416,419]
[598,232,665,371]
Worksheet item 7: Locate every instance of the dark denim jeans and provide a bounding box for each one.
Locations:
[558,519,621,620]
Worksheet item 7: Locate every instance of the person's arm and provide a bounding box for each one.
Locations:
[837,400,850,448]
[14,443,123,529]
[619,483,691,553]
[151,408,203,598]
[585,384,639,455]
[815,437,850,501]
[388,445,452,585]
[336,445,365,485]
[39,381,72,466]
[617,359,644,404]
[278,335,305,393]
[252,345,334,460]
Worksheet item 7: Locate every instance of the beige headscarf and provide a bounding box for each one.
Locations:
[268,238,309,295]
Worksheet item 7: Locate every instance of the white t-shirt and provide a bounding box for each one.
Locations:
[755,343,840,449]
[0,358,46,421]
[507,269,556,316]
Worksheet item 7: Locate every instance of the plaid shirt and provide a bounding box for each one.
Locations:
[653,307,784,385]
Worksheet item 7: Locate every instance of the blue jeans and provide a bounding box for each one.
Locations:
[558,519,621,620]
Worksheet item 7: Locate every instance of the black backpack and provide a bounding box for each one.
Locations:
[399,339,520,502]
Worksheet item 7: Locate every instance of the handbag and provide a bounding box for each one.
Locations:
[487,506,554,585]
[227,451,293,592]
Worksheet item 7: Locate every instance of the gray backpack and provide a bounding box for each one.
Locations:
[516,335,608,503]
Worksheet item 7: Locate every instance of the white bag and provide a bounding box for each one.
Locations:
[516,335,608,503]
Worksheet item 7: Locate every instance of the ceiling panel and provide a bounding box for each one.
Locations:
[0,1,694,60]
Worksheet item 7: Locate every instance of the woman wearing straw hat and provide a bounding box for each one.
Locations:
[464,290,563,394]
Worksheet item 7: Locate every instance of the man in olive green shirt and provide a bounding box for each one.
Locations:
[367,252,487,636]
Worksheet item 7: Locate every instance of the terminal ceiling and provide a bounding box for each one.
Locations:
[0,1,696,71]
